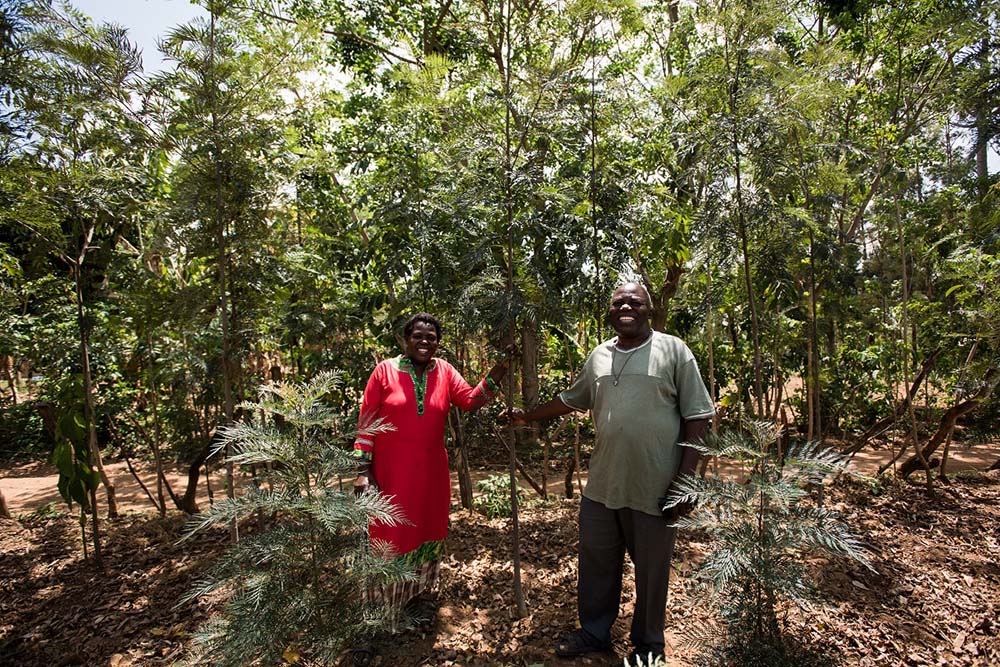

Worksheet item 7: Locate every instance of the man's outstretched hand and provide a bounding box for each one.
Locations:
[499,407,528,427]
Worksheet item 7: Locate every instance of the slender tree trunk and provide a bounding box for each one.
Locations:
[900,368,999,478]
[939,340,978,482]
[974,36,989,196]
[74,263,117,539]
[896,196,934,490]
[541,426,552,501]
[727,37,764,417]
[806,334,815,440]
[180,443,210,514]
[208,9,237,542]
[502,0,526,619]
[520,320,540,444]
[147,332,166,517]
[705,269,716,415]
[809,230,823,441]
[123,454,161,512]
[564,454,576,499]
[2,356,17,404]
[566,342,584,496]
[449,407,474,511]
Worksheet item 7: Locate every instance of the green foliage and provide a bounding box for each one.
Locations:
[18,501,64,522]
[51,379,99,510]
[2,0,998,552]
[664,421,870,666]
[0,401,47,460]
[474,473,528,519]
[179,372,411,667]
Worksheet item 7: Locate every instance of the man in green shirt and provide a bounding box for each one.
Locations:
[511,282,714,666]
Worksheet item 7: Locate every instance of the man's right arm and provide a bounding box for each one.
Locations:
[512,396,576,425]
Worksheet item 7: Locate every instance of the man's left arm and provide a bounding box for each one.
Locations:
[670,417,711,517]
[678,417,711,477]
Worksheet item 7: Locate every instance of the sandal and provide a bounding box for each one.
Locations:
[406,596,438,629]
[554,629,610,658]
[351,643,376,667]
[628,645,664,666]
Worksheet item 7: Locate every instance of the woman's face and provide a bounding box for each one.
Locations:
[404,321,439,366]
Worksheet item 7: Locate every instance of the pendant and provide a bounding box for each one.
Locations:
[613,379,619,386]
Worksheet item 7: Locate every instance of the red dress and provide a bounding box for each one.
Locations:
[354,356,495,562]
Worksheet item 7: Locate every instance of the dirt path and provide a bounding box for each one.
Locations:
[2,441,997,516]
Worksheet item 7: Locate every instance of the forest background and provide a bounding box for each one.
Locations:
[0,0,999,664]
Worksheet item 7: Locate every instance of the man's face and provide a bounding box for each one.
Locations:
[608,284,651,338]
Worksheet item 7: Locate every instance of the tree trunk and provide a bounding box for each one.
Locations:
[706,267,718,434]
[493,426,547,498]
[0,489,10,519]
[896,196,934,490]
[209,8,237,542]
[501,0,526,617]
[2,356,17,404]
[123,454,162,513]
[449,407,474,511]
[179,443,211,514]
[147,332,166,517]
[75,263,117,536]
[726,39,764,417]
[899,368,999,478]
[520,321,540,444]
[806,334,814,440]
[643,265,684,333]
[809,230,822,441]
[846,348,941,455]
[974,36,989,196]
[564,455,576,499]
[35,401,58,441]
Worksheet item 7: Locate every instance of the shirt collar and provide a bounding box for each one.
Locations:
[612,330,654,352]
[398,355,437,371]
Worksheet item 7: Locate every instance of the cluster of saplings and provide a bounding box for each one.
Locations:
[180,374,868,667]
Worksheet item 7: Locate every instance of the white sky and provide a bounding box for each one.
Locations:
[69,0,206,73]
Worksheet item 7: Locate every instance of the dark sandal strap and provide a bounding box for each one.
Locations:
[351,644,376,667]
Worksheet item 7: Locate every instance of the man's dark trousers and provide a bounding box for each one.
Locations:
[578,495,677,652]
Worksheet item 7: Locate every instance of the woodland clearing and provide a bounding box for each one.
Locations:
[2,450,998,667]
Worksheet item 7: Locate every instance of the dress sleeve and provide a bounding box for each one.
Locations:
[446,360,499,412]
[353,364,384,462]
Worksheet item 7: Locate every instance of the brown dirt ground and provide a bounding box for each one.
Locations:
[1,446,998,667]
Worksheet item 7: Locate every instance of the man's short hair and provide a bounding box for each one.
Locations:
[612,281,653,308]
[403,312,442,339]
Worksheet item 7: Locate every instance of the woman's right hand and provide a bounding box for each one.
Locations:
[353,474,370,496]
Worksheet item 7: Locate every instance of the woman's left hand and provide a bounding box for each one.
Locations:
[488,344,518,384]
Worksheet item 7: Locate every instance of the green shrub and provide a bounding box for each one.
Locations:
[664,421,870,667]
[474,473,528,519]
[178,372,412,667]
[0,401,48,460]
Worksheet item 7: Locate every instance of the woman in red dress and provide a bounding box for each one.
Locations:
[351,313,510,658]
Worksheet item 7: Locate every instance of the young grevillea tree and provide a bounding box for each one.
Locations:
[664,421,871,667]
[178,372,411,666]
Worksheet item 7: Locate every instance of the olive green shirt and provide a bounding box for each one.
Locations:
[559,331,716,516]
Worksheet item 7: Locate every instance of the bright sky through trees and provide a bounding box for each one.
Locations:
[70,0,206,72]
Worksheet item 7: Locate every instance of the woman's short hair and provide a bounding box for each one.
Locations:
[403,312,442,340]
